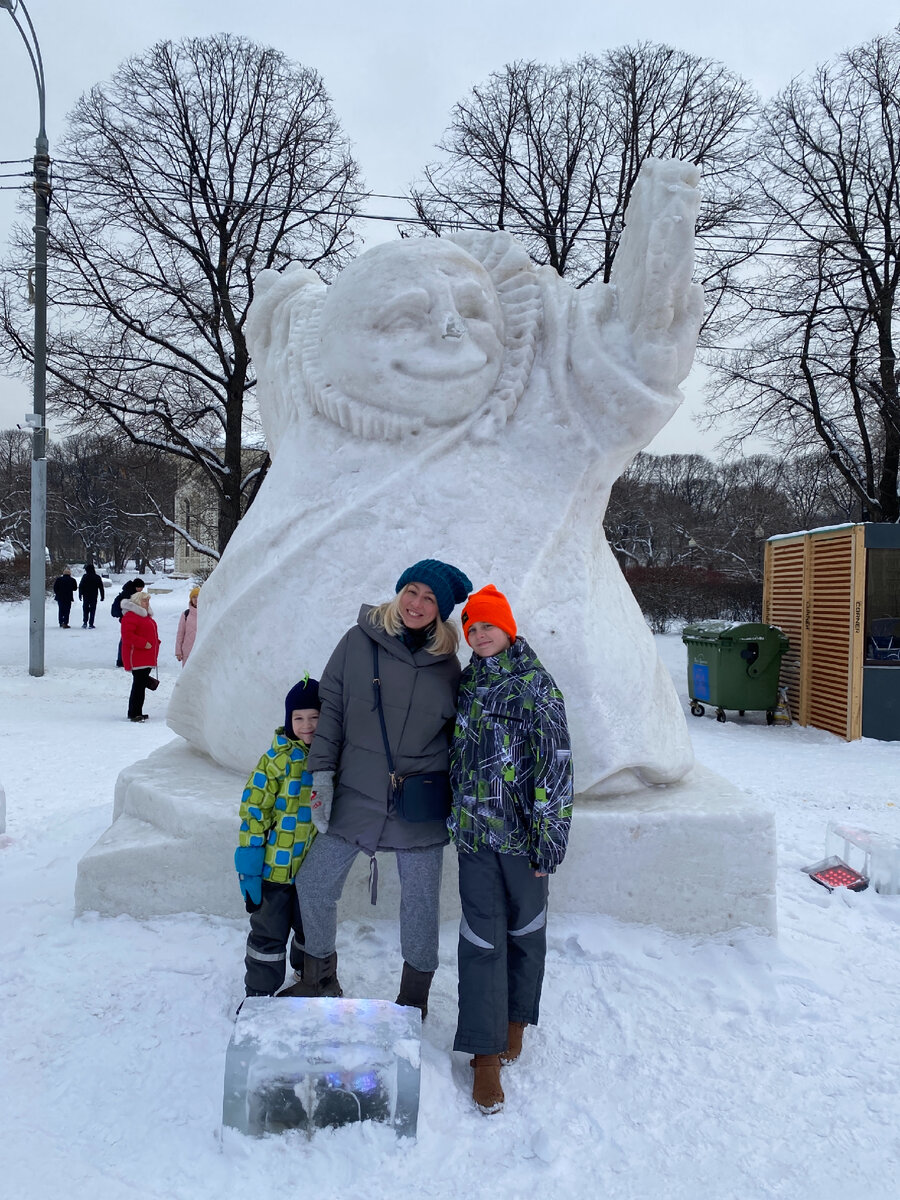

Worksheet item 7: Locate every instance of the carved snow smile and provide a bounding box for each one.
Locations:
[390,342,490,380]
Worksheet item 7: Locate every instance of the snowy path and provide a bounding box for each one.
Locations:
[1,590,899,1199]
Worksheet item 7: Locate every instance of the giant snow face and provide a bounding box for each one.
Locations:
[318,241,505,427]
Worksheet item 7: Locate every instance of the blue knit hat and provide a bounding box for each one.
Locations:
[284,674,320,734]
[395,560,473,622]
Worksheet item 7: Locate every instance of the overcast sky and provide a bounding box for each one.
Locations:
[0,0,895,451]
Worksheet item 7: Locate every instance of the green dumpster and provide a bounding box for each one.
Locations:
[681,621,789,724]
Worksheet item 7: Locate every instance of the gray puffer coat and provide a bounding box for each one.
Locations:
[306,605,460,852]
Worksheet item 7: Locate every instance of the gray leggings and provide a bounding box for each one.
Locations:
[294,832,444,973]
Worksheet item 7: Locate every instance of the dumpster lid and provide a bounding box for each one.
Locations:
[682,620,788,644]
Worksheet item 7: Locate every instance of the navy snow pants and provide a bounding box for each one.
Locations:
[453,848,549,1056]
[244,880,305,996]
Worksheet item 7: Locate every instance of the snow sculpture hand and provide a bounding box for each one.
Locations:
[310,772,334,835]
[564,158,704,456]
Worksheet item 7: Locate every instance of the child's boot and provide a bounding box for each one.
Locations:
[395,962,434,1019]
[472,1054,504,1114]
[277,951,342,998]
[500,1021,527,1064]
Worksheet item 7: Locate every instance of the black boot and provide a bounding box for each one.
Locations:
[395,961,434,1019]
[277,951,342,998]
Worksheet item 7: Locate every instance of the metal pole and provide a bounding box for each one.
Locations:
[2,0,49,675]
[29,130,49,675]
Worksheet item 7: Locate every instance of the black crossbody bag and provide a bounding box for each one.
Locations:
[371,642,451,823]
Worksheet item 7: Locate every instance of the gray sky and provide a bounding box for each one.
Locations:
[0,0,895,451]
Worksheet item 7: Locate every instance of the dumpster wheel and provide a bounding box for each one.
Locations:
[715,708,727,723]
[765,710,775,726]
[690,702,705,717]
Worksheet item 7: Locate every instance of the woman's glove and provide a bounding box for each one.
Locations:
[310,772,334,834]
[234,845,265,913]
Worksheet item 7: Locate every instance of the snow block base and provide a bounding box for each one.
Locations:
[75,739,776,936]
[222,996,421,1138]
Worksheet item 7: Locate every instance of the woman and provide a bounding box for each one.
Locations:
[175,586,200,666]
[282,559,471,1016]
[120,590,161,722]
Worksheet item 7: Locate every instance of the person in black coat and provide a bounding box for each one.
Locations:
[78,564,105,629]
[52,568,78,628]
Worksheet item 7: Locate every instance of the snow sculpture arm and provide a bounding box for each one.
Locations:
[547,158,704,464]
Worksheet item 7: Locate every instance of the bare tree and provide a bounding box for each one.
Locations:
[0,429,31,557]
[0,33,362,554]
[410,44,758,333]
[708,28,900,521]
[45,432,178,569]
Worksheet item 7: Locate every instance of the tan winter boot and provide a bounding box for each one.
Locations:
[500,1021,527,1064]
[472,1054,504,1114]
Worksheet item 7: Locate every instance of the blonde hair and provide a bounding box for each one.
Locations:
[369,591,460,656]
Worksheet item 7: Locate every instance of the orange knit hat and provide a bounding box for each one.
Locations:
[461,584,517,644]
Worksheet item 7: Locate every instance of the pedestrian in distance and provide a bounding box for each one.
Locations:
[234,675,322,998]
[282,558,472,1016]
[78,563,105,629]
[52,567,77,628]
[449,584,573,1115]
[120,590,161,722]
[112,578,144,667]
[175,586,200,667]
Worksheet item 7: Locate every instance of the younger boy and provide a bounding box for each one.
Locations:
[234,675,324,998]
[449,584,573,1114]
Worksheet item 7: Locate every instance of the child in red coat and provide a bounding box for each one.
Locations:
[120,590,161,721]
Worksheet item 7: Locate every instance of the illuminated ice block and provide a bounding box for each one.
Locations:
[826,821,900,895]
[222,996,421,1138]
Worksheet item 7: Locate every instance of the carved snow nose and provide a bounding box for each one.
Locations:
[442,314,464,339]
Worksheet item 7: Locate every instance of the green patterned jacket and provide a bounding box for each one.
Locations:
[238,730,316,884]
[448,637,573,874]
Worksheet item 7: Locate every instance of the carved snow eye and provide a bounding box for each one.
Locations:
[453,282,490,323]
[377,288,430,332]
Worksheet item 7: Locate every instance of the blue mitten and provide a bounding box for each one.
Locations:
[234,845,265,913]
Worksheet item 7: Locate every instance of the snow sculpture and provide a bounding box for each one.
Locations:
[167,157,704,792]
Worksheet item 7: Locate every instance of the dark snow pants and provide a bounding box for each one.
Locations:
[82,597,98,627]
[453,848,549,1056]
[295,832,443,973]
[244,881,305,996]
[56,599,72,626]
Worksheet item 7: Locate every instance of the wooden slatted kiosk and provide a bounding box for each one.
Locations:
[763,523,900,741]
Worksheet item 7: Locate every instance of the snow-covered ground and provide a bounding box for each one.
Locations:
[2,583,899,1200]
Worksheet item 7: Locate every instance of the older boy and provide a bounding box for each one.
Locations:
[449,584,573,1114]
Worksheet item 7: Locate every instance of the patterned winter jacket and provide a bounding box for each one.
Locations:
[448,637,573,874]
[238,730,317,885]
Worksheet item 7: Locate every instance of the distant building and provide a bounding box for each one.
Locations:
[173,449,267,576]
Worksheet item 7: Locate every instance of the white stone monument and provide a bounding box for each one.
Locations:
[75,159,777,936]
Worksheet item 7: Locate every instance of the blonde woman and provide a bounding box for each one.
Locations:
[283,560,471,1016]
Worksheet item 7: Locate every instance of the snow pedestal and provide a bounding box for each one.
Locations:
[74,738,777,937]
[222,997,421,1138]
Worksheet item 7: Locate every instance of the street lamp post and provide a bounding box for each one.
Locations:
[2,0,49,676]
